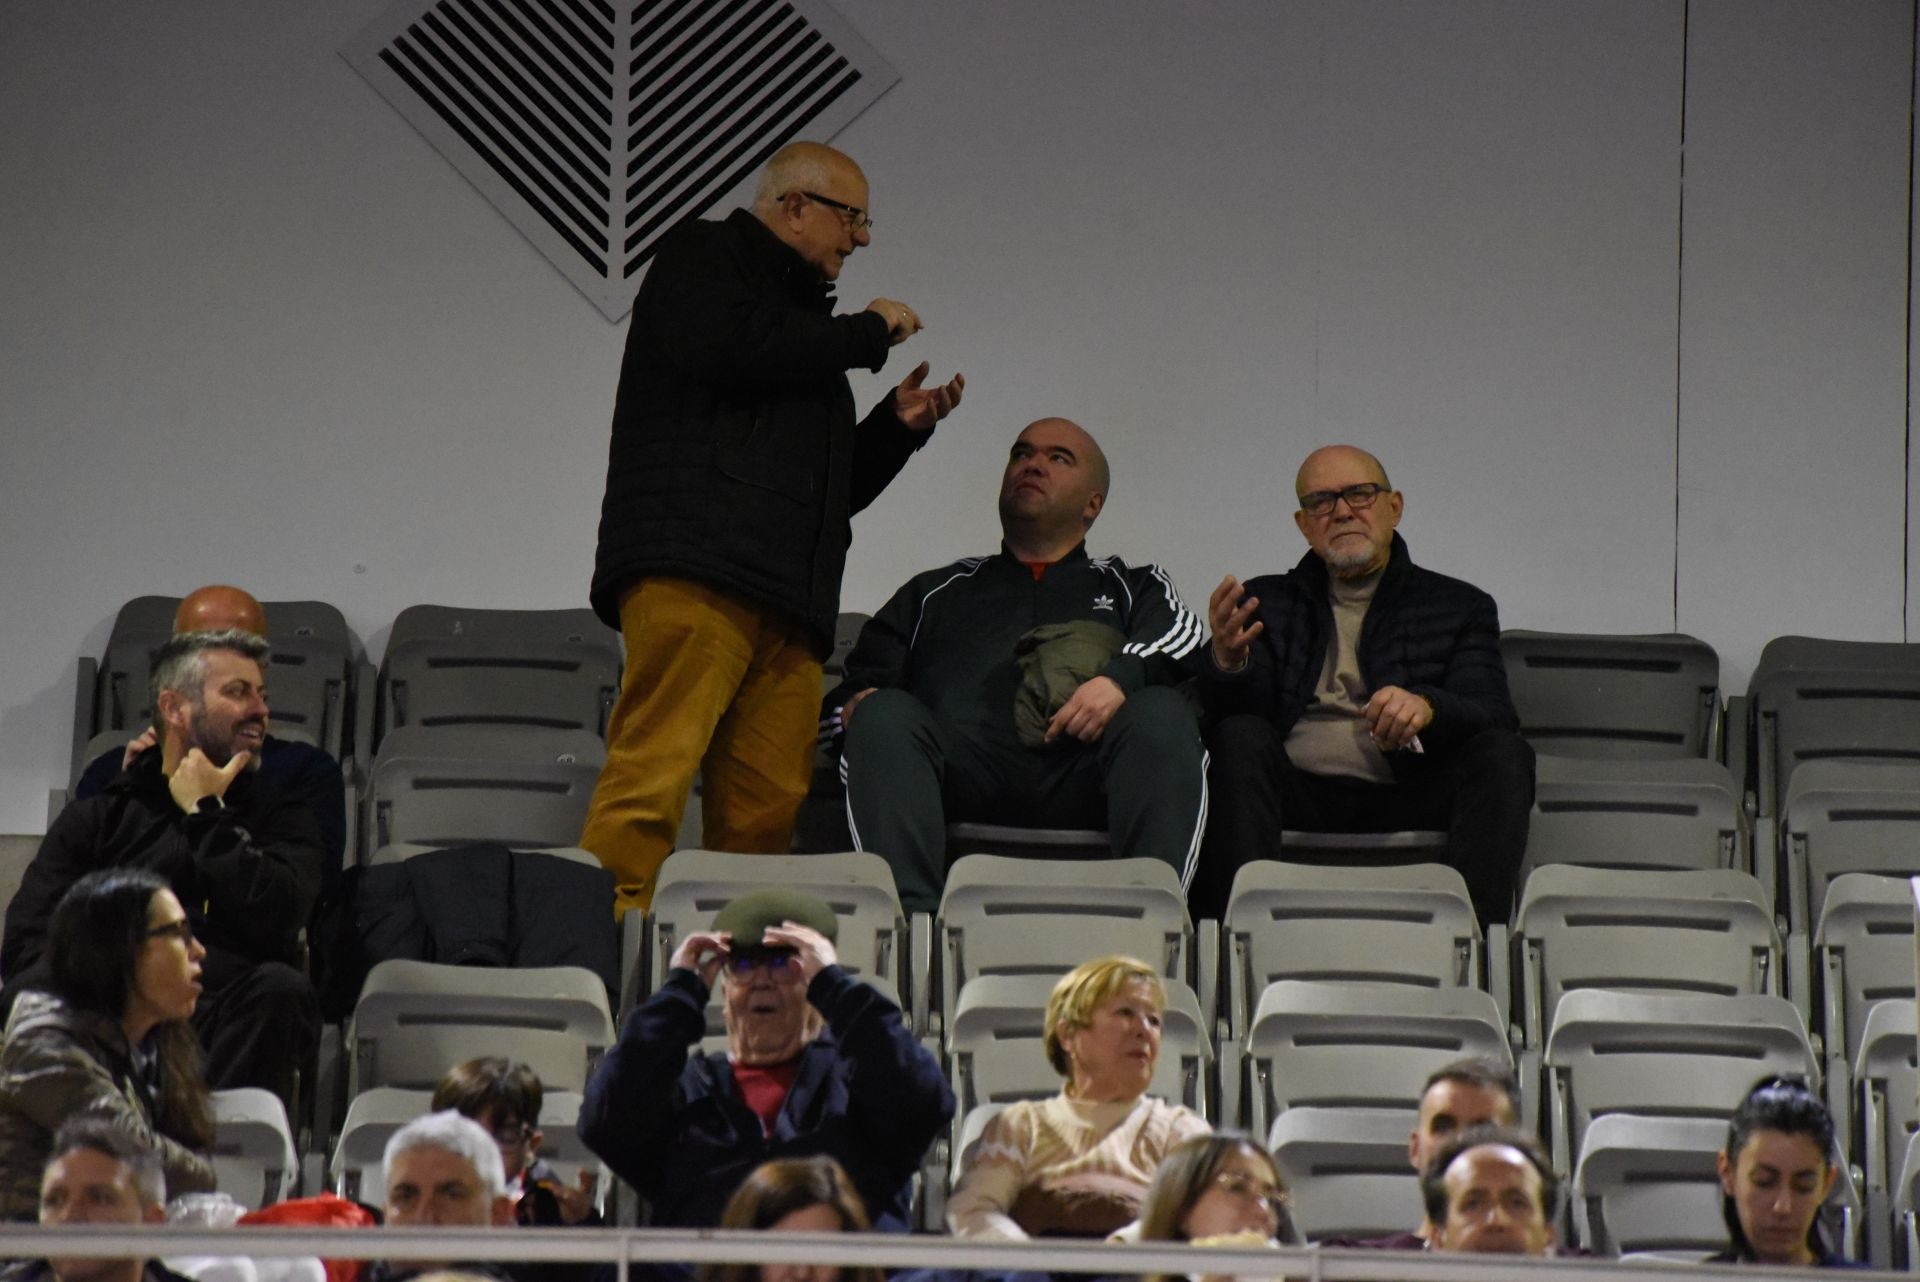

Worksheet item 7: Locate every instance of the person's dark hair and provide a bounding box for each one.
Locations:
[432,1056,543,1130]
[1136,1130,1293,1280]
[46,868,214,1148]
[697,1157,880,1282]
[1419,1124,1557,1229]
[1421,1056,1520,1111]
[1720,1074,1837,1262]
[47,1117,166,1208]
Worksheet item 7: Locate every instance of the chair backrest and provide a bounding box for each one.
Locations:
[945,973,1210,1118]
[90,597,359,760]
[1523,755,1742,880]
[1572,1115,1732,1256]
[1853,1001,1920,1220]
[1499,630,1720,759]
[349,960,615,1094]
[1266,1108,1421,1243]
[1224,861,1479,1039]
[379,604,623,744]
[1544,990,1817,1176]
[255,600,358,763]
[367,725,604,850]
[1749,636,1920,818]
[330,1086,431,1204]
[1514,865,1781,1049]
[641,850,907,1009]
[1815,873,1917,1071]
[938,854,1190,1027]
[1241,980,1510,1141]
[1784,760,1920,937]
[207,1088,299,1210]
[91,595,181,736]
[827,612,868,679]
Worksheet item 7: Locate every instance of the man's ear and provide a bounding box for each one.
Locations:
[1081,490,1105,530]
[1293,508,1311,540]
[1407,1129,1421,1173]
[528,1128,545,1159]
[154,689,189,736]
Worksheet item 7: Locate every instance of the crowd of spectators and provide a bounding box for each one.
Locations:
[0,135,1869,1281]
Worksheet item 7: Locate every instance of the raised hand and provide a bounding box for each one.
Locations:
[1208,575,1264,671]
[893,361,965,432]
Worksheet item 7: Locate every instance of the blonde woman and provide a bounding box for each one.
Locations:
[948,956,1209,1239]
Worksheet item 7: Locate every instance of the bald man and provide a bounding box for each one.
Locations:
[585,140,965,916]
[828,418,1207,913]
[74,585,346,874]
[1196,446,1533,924]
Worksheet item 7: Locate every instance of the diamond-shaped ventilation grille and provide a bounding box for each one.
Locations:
[345,0,899,321]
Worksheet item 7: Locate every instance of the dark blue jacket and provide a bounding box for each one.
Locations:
[1198,533,1517,778]
[578,965,952,1231]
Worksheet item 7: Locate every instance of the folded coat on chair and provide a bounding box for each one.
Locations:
[332,844,619,1014]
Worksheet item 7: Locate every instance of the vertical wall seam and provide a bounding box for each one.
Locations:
[1905,0,1917,640]
[1674,0,1690,634]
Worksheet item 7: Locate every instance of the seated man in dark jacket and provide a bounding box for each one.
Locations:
[579,889,951,1231]
[3,630,324,1113]
[74,584,346,877]
[1196,445,1534,924]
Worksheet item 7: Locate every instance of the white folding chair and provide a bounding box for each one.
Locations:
[348,960,615,1094]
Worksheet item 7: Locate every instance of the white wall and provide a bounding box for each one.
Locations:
[1,0,1913,834]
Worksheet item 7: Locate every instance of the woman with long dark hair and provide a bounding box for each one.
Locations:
[1712,1075,1858,1267]
[698,1156,882,1282]
[0,867,216,1218]
[1132,1132,1292,1282]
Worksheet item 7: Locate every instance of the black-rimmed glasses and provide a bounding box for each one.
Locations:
[1298,482,1389,516]
[144,919,197,946]
[797,191,873,233]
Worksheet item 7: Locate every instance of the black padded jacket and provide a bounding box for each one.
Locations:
[589,208,930,654]
[1197,533,1518,779]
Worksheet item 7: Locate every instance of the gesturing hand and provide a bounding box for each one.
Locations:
[894,362,964,432]
[864,298,921,345]
[120,726,158,770]
[1208,575,1264,671]
[168,748,251,814]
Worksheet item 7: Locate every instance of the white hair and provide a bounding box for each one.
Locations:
[383,1110,506,1199]
[752,142,844,215]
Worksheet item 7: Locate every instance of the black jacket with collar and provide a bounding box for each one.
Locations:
[1,751,325,1004]
[1198,533,1518,777]
[577,964,952,1231]
[590,208,929,654]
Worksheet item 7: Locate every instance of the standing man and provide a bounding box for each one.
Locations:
[584,140,964,916]
[1197,445,1533,925]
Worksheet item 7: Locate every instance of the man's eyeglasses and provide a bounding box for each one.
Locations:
[144,919,197,946]
[1298,482,1389,516]
[1212,1171,1288,1218]
[795,191,873,233]
[725,949,799,975]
